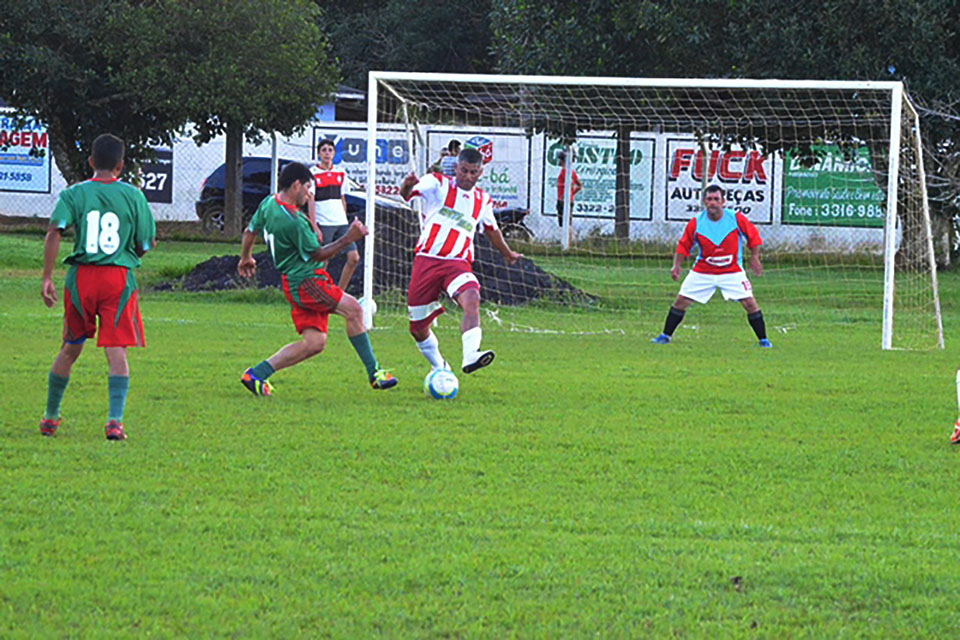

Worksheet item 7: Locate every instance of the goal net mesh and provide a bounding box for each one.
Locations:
[362,75,942,350]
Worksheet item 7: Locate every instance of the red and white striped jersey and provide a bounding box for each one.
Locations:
[404,173,498,262]
[307,164,348,226]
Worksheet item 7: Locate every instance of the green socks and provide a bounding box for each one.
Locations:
[108,375,129,422]
[251,360,275,380]
[44,372,69,420]
[348,332,379,378]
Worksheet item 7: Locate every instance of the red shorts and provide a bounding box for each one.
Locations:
[282,269,344,334]
[63,265,145,347]
[407,254,480,331]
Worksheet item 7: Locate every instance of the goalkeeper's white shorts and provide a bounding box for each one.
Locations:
[679,270,753,304]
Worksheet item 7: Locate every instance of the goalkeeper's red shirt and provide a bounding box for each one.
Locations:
[676,208,762,275]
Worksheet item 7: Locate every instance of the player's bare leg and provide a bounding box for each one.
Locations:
[338,250,360,292]
[40,341,84,436]
[336,294,397,389]
[740,296,770,347]
[51,341,84,377]
[653,295,694,344]
[103,346,130,440]
[241,329,327,397]
[456,287,494,374]
[267,329,327,371]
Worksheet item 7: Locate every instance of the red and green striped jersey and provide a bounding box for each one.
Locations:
[50,178,156,269]
[247,195,323,294]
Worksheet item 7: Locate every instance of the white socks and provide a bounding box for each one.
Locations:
[416,332,446,370]
[461,327,482,363]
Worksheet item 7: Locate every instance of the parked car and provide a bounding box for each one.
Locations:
[195,156,411,232]
[195,157,298,232]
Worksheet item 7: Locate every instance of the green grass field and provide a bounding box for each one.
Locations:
[3,232,960,637]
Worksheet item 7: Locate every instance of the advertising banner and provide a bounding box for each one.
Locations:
[781,145,885,227]
[427,130,530,210]
[0,112,51,193]
[313,125,413,197]
[141,148,173,204]
[665,138,775,224]
[543,135,655,220]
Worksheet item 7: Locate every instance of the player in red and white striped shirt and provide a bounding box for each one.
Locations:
[400,147,523,375]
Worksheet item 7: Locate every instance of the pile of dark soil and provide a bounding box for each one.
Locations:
[154,207,595,307]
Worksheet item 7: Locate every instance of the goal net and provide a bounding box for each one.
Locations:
[360,72,943,350]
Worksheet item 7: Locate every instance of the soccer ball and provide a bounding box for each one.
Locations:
[424,369,459,400]
[357,296,378,316]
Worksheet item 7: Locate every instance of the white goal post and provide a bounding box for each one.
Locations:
[362,71,944,350]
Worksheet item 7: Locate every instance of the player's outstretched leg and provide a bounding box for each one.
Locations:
[414,330,449,372]
[338,295,397,390]
[456,288,494,374]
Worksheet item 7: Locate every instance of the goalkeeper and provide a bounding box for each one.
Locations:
[652,185,771,347]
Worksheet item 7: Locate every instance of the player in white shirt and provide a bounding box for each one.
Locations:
[307,139,359,291]
[400,147,523,375]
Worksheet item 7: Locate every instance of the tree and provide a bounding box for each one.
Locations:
[322,0,495,89]
[492,0,960,249]
[0,0,339,235]
[0,1,187,185]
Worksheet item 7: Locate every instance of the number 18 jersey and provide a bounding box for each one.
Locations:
[50,178,156,269]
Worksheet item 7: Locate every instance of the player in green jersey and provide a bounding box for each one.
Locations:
[237,162,398,394]
[39,133,156,440]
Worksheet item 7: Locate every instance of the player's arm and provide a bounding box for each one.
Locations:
[482,226,523,266]
[571,172,583,196]
[748,244,762,276]
[399,172,420,200]
[309,218,368,263]
[670,252,686,281]
[737,213,763,276]
[671,218,696,281]
[41,227,62,307]
[238,230,258,278]
[134,197,157,257]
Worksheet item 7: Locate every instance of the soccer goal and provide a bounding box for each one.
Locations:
[361,72,943,350]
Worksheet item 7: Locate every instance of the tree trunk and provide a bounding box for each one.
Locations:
[614,125,631,239]
[47,118,87,186]
[224,122,244,237]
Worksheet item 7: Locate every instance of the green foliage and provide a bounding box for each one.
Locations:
[0,1,339,183]
[323,0,494,88]
[4,232,960,635]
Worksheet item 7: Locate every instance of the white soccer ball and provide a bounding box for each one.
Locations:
[424,369,459,400]
[358,296,378,316]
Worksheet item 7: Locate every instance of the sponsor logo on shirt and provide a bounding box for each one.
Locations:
[438,206,475,232]
[704,255,733,267]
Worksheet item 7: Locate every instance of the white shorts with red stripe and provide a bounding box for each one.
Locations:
[407,255,480,331]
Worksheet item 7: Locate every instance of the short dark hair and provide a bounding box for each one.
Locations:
[279,162,313,190]
[557,150,567,163]
[458,147,482,166]
[91,134,125,170]
[704,185,724,197]
[317,138,335,152]
[448,139,461,152]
